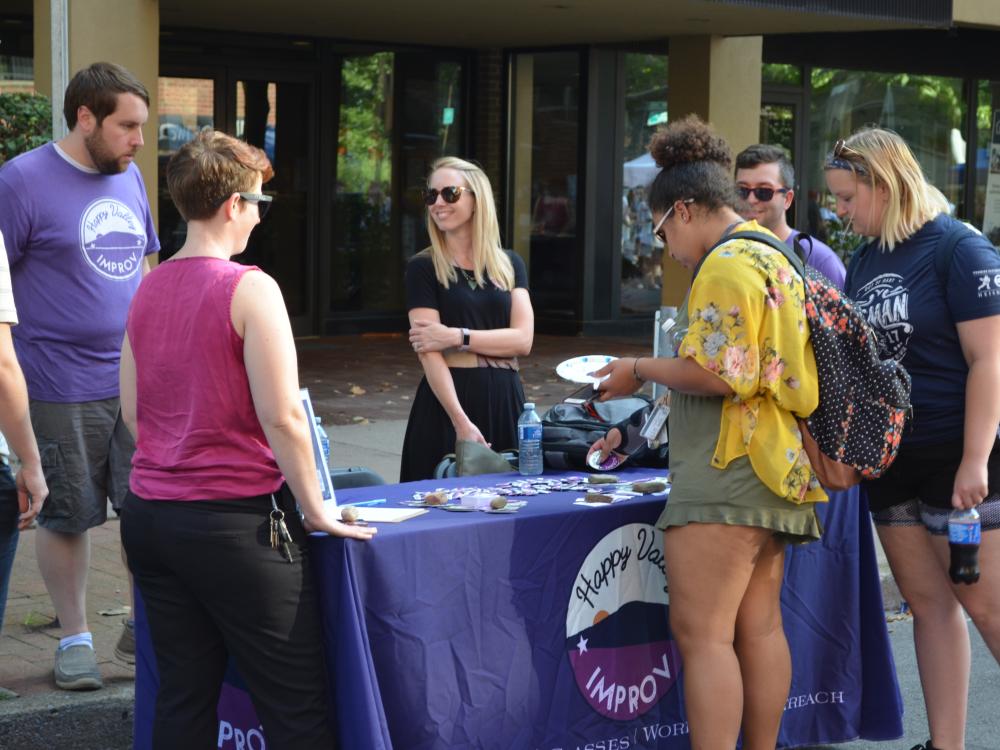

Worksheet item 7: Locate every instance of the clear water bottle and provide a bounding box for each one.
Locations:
[948,507,981,585]
[518,402,543,476]
[314,416,330,468]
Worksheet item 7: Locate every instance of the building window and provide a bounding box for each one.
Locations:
[975,80,1000,243]
[808,68,965,258]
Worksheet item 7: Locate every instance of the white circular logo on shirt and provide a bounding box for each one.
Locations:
[79,198,146,280]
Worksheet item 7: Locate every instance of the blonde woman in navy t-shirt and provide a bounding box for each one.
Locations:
[827,127,1000,750]
[119,130,375,749]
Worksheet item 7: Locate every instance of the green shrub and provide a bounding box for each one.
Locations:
[0,93,52,166]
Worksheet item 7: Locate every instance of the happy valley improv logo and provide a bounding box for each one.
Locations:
[567,523,680,721]
[79,198,147,280]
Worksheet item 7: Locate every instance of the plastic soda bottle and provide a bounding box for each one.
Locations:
[518,402,543,476]
[948,507,981,585]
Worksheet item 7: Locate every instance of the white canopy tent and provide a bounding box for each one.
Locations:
[623,152,659,188]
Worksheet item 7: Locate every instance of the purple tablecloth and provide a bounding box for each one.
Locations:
[133,469,902,749]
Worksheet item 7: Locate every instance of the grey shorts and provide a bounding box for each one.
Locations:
[871,494,1000,536]
[31,398,135,534]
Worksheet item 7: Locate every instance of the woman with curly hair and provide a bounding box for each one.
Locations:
[593,115,825,747]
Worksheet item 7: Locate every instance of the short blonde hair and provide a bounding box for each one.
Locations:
[824,127,949,251]
[425,157,514,290]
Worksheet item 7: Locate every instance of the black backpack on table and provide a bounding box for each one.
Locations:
[541,394,658,470]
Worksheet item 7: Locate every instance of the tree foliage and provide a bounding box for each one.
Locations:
[0,93,52,165]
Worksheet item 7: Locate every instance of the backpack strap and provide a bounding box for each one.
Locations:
[709,230,805,279]
[791,231,813,266]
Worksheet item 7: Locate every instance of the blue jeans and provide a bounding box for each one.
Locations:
[0,464,19,631]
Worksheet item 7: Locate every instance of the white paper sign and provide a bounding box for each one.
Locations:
[299,388,335,504]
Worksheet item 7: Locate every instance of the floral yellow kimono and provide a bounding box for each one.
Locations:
[679,222,826,504]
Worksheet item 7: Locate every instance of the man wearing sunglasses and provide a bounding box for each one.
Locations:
[735,144,846,289]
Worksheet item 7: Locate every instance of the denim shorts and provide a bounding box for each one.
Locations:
[32,398,135,534]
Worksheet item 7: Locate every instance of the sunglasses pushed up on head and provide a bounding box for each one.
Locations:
[424,186,475,206]
[826,138,869,176]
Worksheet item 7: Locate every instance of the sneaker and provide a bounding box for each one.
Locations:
[114,619,135,665]
[54,644,103,691]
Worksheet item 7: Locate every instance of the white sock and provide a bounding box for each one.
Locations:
[59,632,94,651]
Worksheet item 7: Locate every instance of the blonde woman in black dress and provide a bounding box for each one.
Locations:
[400,158,534,481]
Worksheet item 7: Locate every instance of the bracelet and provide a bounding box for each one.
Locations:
[458,327,471,351]
[632,357,645,383]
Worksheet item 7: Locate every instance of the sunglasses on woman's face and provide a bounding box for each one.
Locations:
[238,192,273,218]
[736,186,788,202]
[424,186,475,206]
[652,198,695,243]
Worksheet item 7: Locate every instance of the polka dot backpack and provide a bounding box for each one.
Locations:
[726,231,912,491]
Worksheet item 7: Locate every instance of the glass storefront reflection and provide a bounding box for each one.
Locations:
[620,53,667,315]
[809,68,965,261]
[509,51,581,322]
[331,52,394,313]
[156,77,214,260]
[236,79,311,320]
[330,52,465,314]
[975,80,1000,240]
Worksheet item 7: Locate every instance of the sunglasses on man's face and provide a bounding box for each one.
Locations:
[424,186,475,206]
[736,186,788,202]
[237,192,273,219]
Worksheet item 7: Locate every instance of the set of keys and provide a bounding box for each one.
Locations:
[269,496,294,563]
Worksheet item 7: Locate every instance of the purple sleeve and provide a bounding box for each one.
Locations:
[0,167,31,267]
[790,233,846,290]
[134,167,161,255]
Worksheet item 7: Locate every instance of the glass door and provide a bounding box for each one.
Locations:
[156,73,220,261]
[759,93,805,231]
[327,50,466,317]
[507,51,582,324]
[228,71,317,334]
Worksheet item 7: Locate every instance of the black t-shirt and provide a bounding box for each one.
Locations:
[405,249,529,330]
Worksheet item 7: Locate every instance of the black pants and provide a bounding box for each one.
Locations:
[121,488,335,750]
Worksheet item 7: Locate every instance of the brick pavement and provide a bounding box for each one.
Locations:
[0,333,651,701]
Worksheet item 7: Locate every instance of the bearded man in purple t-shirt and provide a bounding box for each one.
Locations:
[0,62,159,691]
[735,144,847,290]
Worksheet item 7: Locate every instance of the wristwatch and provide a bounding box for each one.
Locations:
[459,327,471,351]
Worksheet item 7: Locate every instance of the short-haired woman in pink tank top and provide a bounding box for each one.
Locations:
[119,130,376,749]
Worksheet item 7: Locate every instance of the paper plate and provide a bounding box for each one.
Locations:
[555,355,618,384]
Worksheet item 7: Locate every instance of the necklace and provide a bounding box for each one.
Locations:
[457,266,479,290]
